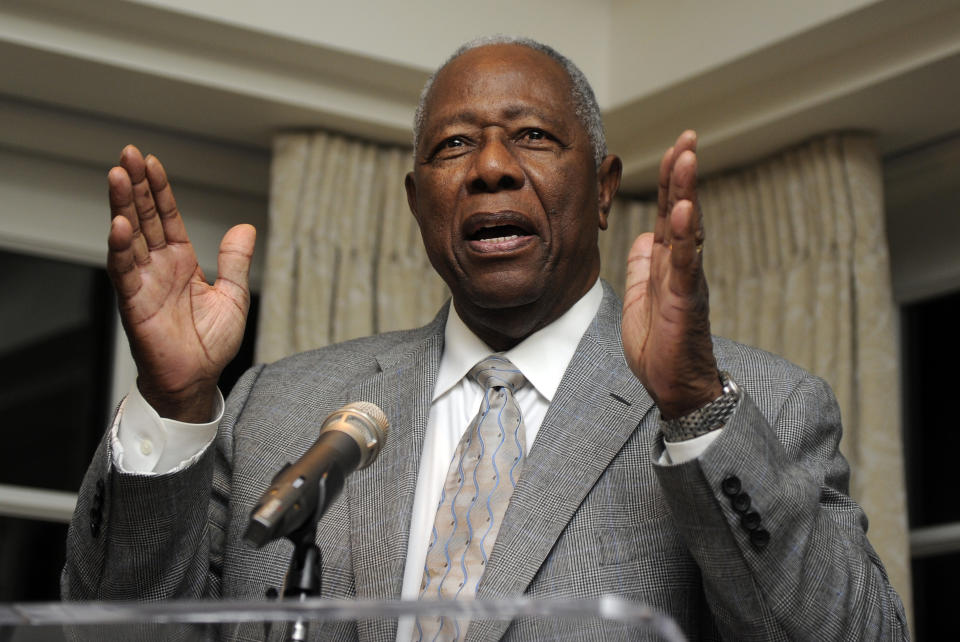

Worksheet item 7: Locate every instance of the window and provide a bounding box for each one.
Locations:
[0,248,259,600]
[902,288,960,639]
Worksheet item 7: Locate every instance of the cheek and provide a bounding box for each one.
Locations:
[414,175,458,235]
[529,162,575,207]
[417,168,462,212]
[417,215,452,260]
[535,165,600,234]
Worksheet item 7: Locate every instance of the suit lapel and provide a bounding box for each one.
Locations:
[469,285,655,640]
[346,313,445,641]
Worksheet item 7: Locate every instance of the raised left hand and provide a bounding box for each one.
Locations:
[106,145,256,422]
[621,130,721,419]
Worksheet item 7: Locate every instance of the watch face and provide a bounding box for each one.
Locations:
[720,371,740,397]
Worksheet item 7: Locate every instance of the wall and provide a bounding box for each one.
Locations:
[885,135,960,303]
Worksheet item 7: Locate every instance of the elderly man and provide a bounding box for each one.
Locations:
[64,36,907,640]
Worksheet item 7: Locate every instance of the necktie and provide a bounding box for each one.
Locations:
[417,355,527,641]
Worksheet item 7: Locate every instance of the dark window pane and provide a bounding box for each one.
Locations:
[902,289,960,527]
[911,552,960,639]
[0,516,68,601]
[0,250,113,492]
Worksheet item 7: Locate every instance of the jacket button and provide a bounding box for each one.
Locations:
[89,507,102,538]
[741,511,762,531]
[731,492,751,513]
[750,528,770,550]
[721,476,741,496]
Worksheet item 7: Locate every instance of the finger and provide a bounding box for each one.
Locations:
[670,145,698,207]
[667,200,703,296]
[674,129,697,152]
[106,215,143,301]
[670,149,701,244]
[658,130,697,245]
[626,232,654,293]
[655,146,674,245]
[214,224,257,304]
[108,164,150,265]
[144,154,190,244]
[666,134,697,222]
[119,145,166,252]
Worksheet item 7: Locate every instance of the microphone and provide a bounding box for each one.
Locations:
[244,401,388,547]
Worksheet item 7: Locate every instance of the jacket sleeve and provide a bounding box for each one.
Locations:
[61,365,265,601]
[653,364,909,640]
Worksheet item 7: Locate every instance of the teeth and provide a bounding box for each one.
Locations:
[480,234,519,243]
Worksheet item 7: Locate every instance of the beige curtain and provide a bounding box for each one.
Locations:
[256,131,447,363]
[601,133,910,614]
[258,129,909,613]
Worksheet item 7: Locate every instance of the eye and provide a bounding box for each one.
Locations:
[428,135,472,161]
[517,128,557,148]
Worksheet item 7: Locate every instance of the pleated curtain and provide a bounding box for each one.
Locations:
[257,130,910,614]
[256,131,448,362]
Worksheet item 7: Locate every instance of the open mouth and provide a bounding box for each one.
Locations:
[463,212,538,254]
[469,224,531,243]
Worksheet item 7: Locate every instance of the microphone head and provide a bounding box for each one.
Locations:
[321,401,388,470]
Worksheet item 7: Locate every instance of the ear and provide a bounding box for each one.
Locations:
[596,154,622,231]
[404,171,419,222]
[403,172,420,221]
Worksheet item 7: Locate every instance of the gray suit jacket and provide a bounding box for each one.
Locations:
[63,282,907,640]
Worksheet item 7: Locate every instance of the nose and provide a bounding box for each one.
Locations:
[468,134,525,193]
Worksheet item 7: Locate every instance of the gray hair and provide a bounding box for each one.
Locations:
[412,35,607,168]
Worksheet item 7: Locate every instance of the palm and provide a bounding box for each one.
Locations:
[108,146,255,421]
[622,232,674,384]
[119,239,246,387]
[620,131,719,418]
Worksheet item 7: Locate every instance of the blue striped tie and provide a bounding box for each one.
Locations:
[417,355,527,641]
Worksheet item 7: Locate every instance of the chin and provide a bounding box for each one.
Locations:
[454,271,548,312]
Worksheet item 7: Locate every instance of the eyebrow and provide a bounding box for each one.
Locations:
[429,104,567,134]
[502,104,563,126]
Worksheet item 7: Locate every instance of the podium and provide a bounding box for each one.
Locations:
[1,596,686,640]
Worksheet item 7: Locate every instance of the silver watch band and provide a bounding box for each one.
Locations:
[660,371,741,442]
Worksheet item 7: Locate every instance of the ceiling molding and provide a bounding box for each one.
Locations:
[606,0,960,193]
[0,95,270,197]
[1,0,425,149]
[1,0,958,195]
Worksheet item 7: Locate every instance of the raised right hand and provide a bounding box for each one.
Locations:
[621,131,720,419]
[107,145,256,423]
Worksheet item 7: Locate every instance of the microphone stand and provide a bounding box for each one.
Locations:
[272,471,338,642]
[283,520,322,642]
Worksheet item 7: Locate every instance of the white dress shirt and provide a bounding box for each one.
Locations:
[113,279,720,640]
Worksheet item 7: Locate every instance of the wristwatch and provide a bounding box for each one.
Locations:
[660,371,741,442]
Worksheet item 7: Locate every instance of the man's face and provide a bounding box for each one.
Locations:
[405,44,621,345]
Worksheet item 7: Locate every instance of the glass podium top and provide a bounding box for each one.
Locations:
[1,596,686,641]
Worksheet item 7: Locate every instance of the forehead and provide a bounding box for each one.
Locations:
[422,44,577,131]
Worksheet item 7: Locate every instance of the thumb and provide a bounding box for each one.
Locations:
[215,224,256,301]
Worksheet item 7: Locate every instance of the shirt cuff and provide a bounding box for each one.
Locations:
[659,428,724,465]
[111,382,224,474]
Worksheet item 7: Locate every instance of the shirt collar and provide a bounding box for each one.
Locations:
[434,279,603,402]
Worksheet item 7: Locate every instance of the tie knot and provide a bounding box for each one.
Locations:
[469,355,526,392]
